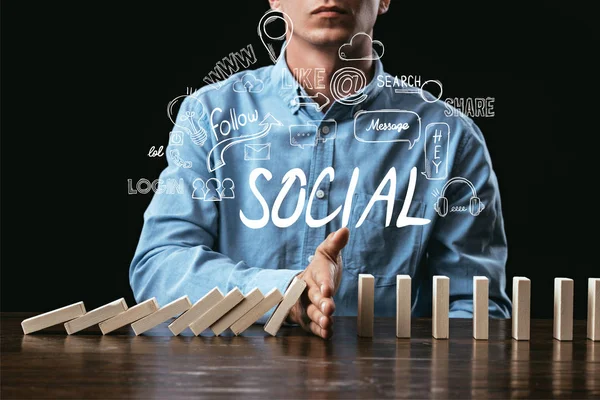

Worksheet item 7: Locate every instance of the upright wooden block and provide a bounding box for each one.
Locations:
[64,299,128,334]
[588,278,600,341]
[512,277,531,340]
[432,276,449,339]
[189,288,244,336]
[473,276,489,340]
[21,302,86,334]
[230,288,284,335]
[131,295,191,336]
[396,275,411,338]
[210,288,264,336]
[358,274,375,337]
[264,277,307,336]
[554,278,574,341]
[99,298,159,335]
[168,288,224,336]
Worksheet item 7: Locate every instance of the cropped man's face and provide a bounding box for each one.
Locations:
[270,0,390,46]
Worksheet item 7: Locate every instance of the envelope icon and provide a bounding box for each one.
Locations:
[244,143,271,161]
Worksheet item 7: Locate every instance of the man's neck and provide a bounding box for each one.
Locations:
[285,37,375,111]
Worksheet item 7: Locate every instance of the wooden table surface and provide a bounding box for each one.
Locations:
[1,312,598,399]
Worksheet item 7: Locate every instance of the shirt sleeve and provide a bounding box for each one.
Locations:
[129,95,298,324]
[426,118,512,318]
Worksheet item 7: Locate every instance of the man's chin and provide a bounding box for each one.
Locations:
[305,28,355,47]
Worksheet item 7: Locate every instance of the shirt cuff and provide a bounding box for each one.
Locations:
[242,268,301,325]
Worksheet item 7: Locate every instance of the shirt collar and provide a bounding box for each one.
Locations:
[271,49,385,119]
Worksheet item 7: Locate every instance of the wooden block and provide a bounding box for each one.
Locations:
[512,277,531,340]
[64,299,128,335]
[99,298,159,335]
[396,275,411,338]
[432,276,449,339]
[589,278,600,341]
[21,302,86,334]
[210,288,264,336]
[131,295,191,336]
[357,274,375,337]
[189,288,244,336]
[264,277,307,336]
[230,288,284,335]
[473,276,489,340]
[553,278,574,341]
[168,288,224,336]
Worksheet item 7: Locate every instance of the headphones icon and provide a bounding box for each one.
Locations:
[434,177,485,217]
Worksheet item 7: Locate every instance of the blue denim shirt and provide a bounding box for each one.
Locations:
[130,55,512,322]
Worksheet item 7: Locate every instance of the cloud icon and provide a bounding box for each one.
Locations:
[233,73,265,93]
[338,32,385,61]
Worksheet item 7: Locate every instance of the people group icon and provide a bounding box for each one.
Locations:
[192,178,235,201]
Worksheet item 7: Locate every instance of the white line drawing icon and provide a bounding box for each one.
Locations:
[395,80,444,104]
[169,131,184,146]
[244,143,271,160]
[291,93,330,111]
[220,178,235,199]
[258,10,294,64]
[431,187,441,198]
[289,119,337,149]
[233,73,265,93]
[192,177,235,201]
[422,122,450,180]
[353,109,421,149]
[338,32,384,61]
[169,149,192,168]
[167,92,208,146]
[207,113,282,172]
[330,67,368,105]
[434,177,485,217]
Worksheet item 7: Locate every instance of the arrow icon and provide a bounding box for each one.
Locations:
[292,93,330,112]
[207,113,283,172]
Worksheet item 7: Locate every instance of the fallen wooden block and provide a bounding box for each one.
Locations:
[99,298,159,335]
[357,273,375,337]
[230,288,284,335]
[512,277,531,340]
[131,295,191,336]
[589,278,600,341]
[432,276,449,339]
[473,276,489,340]
[189,288,244,336]
[65,299,128,335]
[396,275,411,338]
[264,277,307,336]
[553,277,574,341]
[21,302,86,334]
[210,288,264,336]
[168,288,224,336]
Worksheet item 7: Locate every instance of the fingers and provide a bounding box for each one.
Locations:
[309,320,333,339]
[316,227,350,262]
[306,276,336,316]
[306,303,332,330]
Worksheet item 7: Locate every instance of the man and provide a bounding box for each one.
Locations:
[130,0,511,339]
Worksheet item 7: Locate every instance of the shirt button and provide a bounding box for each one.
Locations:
[321,126,330,135]
[316,189,325,199]
[308,255,314,263]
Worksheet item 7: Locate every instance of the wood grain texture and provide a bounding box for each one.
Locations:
[264,278,307,336]
[168,288,224,336]
[230,288,283,335]
[99,298,159,335]
[21,302,86,334]
[210,288,264,336]
[473,276,489,340]
[189,288,244,336]
[131,296,191,336]
[4,313,598,399]
[64,299,127,335]
[589,278,600,341]
[396,275,411,338]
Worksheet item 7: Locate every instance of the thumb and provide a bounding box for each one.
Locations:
[317,227,350,261]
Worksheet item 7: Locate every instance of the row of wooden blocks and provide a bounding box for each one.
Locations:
[22,278,308,336]
[360,275,600,341]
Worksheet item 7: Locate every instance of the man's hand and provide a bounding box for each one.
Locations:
[287,227,350,339]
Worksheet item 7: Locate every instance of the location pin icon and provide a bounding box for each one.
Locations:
[258,9,293,64]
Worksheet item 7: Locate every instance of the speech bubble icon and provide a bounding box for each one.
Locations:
[422,122,450,180]
[353,110,421,149]
[289,124,318,149]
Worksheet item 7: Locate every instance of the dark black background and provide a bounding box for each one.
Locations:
[1,2,598,318]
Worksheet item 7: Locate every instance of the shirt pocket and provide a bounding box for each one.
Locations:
[343,192,426,287]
